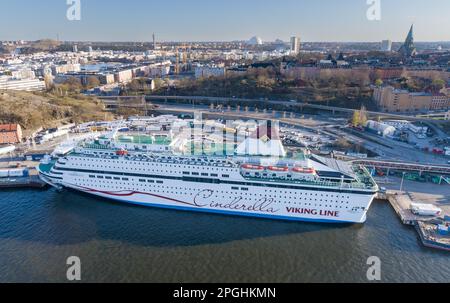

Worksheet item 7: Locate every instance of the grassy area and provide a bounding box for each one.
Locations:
[0,90,114,136]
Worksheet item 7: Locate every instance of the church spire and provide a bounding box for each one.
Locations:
[398,24,416,58]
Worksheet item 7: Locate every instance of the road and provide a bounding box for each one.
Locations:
[100,95,450,124]
[150,103,450,166]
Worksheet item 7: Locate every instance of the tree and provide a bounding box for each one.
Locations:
[153,78,164,89]
[352,110,360,126]
[44,74,54,90]
[359,106,368,126]
[64,76,82,91]
[86,76,100,89]
[431,78,445,92]
[128,79,142,91]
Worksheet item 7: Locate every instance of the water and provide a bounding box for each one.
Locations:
[0,188,448,283]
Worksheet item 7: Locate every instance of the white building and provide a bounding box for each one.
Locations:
[52,63,81,75]
[0,76,46,91]
[381,40,392,52]
[147,61,171,77]
[194,65,226,79]
[114,69,133,83]
[10,68,36,80]
[408,123,428,134]
[382,120,410,130]
[247,36,263,46]
[290,36,301,55]
[365,120,396,137]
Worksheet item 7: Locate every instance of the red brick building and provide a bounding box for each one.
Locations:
[0,124,23,144]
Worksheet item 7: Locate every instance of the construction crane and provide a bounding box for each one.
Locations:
[175,48,180,75]
[175,44,190,75]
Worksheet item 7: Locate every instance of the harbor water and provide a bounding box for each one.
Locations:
[0,188,449,282]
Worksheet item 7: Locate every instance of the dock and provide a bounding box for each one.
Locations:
[0,159,48,189]
[0,175,47,189]
[415,222,450,252]
[387,192,430,225]
[382,179,450,252]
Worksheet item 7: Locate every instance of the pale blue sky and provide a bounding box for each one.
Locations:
[1,0,449,42]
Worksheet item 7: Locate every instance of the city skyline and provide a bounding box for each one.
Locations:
[1,0,450,42]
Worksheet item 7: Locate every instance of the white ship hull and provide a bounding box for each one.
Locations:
[39,168,376,224]
[37,125,378,224]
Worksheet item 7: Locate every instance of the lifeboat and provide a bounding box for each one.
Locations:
[292,167,316,174]
[116,149,129,156]
[241,164,265,170]
[268,166,289,172]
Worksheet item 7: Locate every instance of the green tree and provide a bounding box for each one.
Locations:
[431,79,445,92]
[352,110,360,126]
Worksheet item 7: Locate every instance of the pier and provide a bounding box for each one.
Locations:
[380,178,450,252]
[416,222,450,251]
[0,175,47,189]
[0,159,47,189]
[387,192,428,226]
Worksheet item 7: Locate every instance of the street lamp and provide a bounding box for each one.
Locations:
[400,172,406,192]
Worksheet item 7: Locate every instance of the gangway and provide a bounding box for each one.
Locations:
[440,176,450,185]
[353,159,450,176]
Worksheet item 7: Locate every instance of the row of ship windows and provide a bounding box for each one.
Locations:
[76,179,353,209]
[72,158,235,172]
[77,177,351,202]
[58,166,365,195]
[89,174,230,183]
[183,171,230,178]
[76,179,349,209]
[89,175,164,184]
[84,175,351,199]
[86,153,231,165]
[227,188,350,199]
[71,162,233,176]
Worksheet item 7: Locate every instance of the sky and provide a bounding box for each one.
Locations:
[0,0,449,42]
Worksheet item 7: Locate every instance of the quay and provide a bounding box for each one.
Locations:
[0,159,47,189]
[416,222,450,252]
[379,177,450,252]
[0,175,47,189]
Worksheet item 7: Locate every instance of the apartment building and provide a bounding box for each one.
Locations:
[0,76,46,91]
[373,86,449,112]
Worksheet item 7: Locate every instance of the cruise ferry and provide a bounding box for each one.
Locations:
[37,123,378,224]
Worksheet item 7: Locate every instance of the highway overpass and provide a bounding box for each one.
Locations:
[99,95,448,124]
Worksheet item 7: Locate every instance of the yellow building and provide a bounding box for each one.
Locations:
[373,86,448,113]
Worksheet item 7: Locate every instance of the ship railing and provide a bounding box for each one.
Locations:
[243,175,375,190]
[75,152,239,168]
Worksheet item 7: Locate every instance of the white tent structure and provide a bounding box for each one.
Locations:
[365,120,396,137]
[236,122,286,157]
